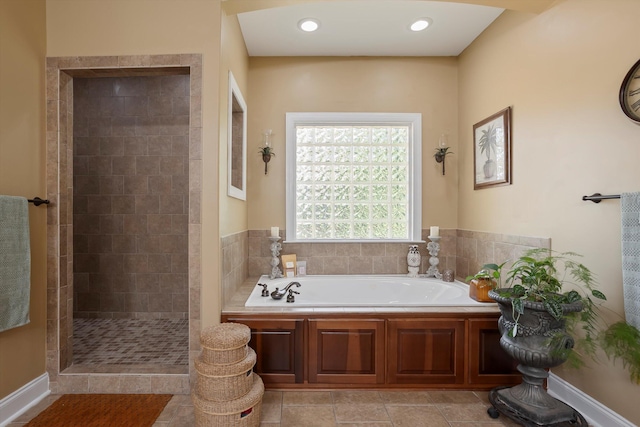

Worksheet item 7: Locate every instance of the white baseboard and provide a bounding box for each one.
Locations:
[0,373,49,427]
[548,372,635,427]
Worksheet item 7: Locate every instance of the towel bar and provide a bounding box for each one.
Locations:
[582,193,621,203]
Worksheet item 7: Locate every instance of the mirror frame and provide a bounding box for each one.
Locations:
[227,71,247,200]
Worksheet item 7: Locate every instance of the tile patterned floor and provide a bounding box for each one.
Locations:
[73,318,189,366]
[8,390,525,426]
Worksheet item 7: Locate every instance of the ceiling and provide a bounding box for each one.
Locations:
[236,1,505,57]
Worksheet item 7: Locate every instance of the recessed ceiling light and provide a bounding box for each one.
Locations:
[298,18,320,32]
[410,18,432,32]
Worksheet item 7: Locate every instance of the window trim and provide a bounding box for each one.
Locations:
[285,112,422,242]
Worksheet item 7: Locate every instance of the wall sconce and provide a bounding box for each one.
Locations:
[258,129,275,175]
[434,133,453,175]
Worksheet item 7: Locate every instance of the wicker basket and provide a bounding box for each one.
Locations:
[200,323,251,365]
[193,373,264,427]
[195,346,257,402]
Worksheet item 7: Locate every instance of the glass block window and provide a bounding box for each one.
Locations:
[285,113,422,241]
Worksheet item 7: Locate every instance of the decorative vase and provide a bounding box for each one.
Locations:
[483,159,496,179]
[487,289,587,426]
[406,245,421,277]
[469,278,495,302]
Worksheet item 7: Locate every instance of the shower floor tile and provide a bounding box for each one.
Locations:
[72,318,189,368]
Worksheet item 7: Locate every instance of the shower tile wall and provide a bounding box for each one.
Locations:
[73,75,190,319]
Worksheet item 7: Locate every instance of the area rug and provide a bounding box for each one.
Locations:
[25,394,173,427]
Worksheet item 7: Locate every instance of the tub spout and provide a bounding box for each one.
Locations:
[271,281,301,300]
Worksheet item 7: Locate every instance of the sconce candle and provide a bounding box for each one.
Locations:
[270,226,279,237]
[430,226,439,237]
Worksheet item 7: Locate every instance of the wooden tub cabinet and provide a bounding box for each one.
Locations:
[221,312,520,390]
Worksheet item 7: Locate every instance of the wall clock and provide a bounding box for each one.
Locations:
[619,59,640,123]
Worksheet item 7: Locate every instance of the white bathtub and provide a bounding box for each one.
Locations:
[244,275,486,307]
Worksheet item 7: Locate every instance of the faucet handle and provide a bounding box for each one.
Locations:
[258,283,269,297]
[286,289,299,303]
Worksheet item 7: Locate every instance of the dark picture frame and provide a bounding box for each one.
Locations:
[473,106,512,190]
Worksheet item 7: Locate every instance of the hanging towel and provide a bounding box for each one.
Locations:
[622,192,640,329]
[0,196,31,332]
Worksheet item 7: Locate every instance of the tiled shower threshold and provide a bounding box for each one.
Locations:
[63,363,188,375]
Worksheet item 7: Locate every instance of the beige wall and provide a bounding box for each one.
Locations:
[46,0,222,327]
[458,0,640,422]
[0,0,47,400]
[247,57,459,232]
[219,12,250,236]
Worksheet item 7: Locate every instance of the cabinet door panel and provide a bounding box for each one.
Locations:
[468,318,520,385]
[225,318,304,384]
[309,319,384,384]
[388,319,464,384]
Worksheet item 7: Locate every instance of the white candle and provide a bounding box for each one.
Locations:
[270,226,279,237]
[430,226,439,237]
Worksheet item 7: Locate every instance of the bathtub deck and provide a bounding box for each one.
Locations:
[224,277,501,314]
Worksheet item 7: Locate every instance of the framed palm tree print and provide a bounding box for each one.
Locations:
[473,106,512,190]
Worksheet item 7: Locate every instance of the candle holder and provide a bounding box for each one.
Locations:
[268,236,283,279]
[433,133,453,176]
[425,236,443,279]
[259,129,275,175]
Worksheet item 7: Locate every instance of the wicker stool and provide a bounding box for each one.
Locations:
[200,323,251,365]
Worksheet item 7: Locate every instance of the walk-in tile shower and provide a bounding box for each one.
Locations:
[71,74,190,372]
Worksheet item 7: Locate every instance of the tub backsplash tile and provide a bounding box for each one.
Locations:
[244,229,549,282]
[246,229,458,277]
[455,229,551,281]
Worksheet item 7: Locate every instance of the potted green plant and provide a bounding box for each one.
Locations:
[466,262,505,302]
[486,248,640,425]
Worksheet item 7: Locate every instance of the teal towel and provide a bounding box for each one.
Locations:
[0,196,31,332]
[622,192,640,329]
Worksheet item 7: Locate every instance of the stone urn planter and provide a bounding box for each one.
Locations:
[487,289,588,426]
